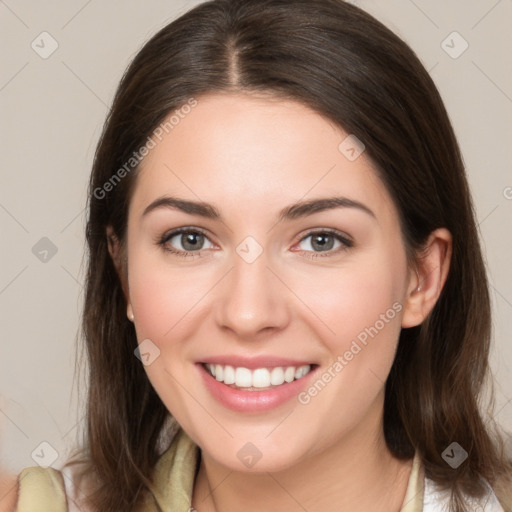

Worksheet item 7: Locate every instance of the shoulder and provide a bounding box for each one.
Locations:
[150,427,201,510]
[15,466,68,512]
[423,475,509,512]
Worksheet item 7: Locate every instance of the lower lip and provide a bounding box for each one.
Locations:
[197,363,318,412]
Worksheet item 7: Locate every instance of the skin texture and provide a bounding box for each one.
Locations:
[108,92,452,512]
[0,473,17,512]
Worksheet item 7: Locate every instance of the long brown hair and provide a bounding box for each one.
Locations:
[66,0,512,510]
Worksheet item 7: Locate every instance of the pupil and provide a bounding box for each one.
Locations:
[313,234,333,251]
[183,233,202,251]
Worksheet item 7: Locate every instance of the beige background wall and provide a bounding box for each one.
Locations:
[1,0,511,476]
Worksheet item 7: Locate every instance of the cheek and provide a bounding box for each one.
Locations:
[296,258,404,352]
[127,246,212,345]
[291,255,406,424]
[126,249,211,421]
[291,264,404,435]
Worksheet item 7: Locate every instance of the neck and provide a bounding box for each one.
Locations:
[191,395,413,512]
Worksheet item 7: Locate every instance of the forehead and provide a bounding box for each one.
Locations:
[129,92,396,226]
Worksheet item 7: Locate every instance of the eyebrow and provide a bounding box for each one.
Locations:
[141,195,376,222]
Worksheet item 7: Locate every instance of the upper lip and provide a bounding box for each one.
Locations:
[199,355,316,370]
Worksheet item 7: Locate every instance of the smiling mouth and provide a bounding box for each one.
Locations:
[202,363,316,391]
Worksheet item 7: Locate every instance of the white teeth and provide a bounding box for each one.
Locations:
[270,367,285,385]
[223,365,235,385]
[235,367,252,387]
[252,368,270,388]
[284,367,295,383]
[205,363,312,388]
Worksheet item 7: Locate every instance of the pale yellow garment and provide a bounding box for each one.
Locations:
[16,427,424,511]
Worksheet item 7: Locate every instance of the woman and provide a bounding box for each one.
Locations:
[14,0,512,510]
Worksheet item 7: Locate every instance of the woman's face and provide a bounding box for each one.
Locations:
[124,92,415,472]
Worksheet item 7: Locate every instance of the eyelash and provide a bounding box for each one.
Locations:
[156,227,354,260]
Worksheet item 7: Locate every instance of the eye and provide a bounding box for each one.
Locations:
[158,227,215,257]
[295,229,353,259]
[156,227,353,260]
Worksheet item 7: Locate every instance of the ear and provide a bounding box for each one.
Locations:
[106,225,133,320]
[401,228,452,328]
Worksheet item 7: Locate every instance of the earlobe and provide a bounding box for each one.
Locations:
[401,228,452,328]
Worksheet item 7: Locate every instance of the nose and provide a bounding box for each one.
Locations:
[214,247,291,340]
